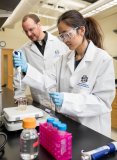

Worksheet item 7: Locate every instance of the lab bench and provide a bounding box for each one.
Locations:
[0,88,117,160]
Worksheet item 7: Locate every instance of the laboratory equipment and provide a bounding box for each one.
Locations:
[39,119,72,160]
[47,85,56,111]
[20,117,39,160]
[81,141,117,160]
[2,105,51,131]
[13,51,22,88]
[0,132,7,153]
[47,117,55,125]
[17,97,27,111]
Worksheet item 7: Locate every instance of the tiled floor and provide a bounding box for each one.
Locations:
[111,128,117,141]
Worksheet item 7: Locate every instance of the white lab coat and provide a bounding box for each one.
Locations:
[13,32,69,108]
[22,41,115,137]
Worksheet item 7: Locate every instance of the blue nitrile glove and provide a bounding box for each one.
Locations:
[49,92,64,107]
[13,50,28,73]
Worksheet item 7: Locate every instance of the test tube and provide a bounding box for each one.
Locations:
[47,85,57,111]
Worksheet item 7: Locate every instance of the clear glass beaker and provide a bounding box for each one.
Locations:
[17,97,27,111]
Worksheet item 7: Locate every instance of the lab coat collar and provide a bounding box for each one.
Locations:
[83,40,96,62]
[66,41,97,74]
[67,51,75,74]
[28,32,53,57]
[29,41,43,57]
[28,33,60,58]
[44,32,55,50]
[47,32,55,41]
[67,41,96,61]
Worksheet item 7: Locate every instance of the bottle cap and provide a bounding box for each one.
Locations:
[108,142,117,153]
[111,142,117,151]
[23,117,36,129]
[53,121,61,127]
[58,123,67,131]
[47,117,55,124]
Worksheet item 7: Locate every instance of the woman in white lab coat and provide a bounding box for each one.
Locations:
[15,10,115,137]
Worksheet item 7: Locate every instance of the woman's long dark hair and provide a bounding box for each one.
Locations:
[57,10,103,49]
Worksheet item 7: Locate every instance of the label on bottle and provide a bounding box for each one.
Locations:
[33,140,39,148]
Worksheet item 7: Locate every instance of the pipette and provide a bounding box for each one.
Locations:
[13,51,22,89]
[47,85,56,111]
[81,141,117,160]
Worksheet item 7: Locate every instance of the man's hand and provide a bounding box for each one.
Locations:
[13,50,28,73]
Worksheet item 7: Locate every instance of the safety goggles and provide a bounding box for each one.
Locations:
[58,27,79,42]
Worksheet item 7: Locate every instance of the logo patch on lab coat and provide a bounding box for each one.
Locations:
[81,75,88,83]
[77,75,89,89]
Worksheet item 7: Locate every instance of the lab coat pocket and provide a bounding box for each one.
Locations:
[71,82,90,94]
[77,82,90,94]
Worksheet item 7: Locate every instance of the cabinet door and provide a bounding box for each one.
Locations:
[111,89,117,128]
[2,48,13,90]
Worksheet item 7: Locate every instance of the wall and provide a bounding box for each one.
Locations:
[96,12,117,78]
[0,21,28,50]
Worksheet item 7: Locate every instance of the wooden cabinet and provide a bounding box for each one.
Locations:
[1,48,14,90]
[111,89,117,128]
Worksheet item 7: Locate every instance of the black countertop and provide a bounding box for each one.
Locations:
[0,88,117,160]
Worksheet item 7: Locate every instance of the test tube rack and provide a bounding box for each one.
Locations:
[39,122,72,160]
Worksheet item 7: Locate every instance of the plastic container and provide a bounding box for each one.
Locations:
[58,123,67,134]
[39,120,72,160]
[20,118,39,160]
[47,117,55,126]
[81,141,117,160]
[53,121,61,128]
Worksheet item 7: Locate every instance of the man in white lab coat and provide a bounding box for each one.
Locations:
[13,14,69,108]
[13,10,115,137]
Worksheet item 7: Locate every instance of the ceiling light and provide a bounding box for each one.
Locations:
[30,12,57,20]
[48,0,117,33]
[41,3,66,13]
[0,9,11,17]
[60,0,87,8]
[82,0,117,17]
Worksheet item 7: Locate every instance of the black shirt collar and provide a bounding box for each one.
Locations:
[34,31,48,46]
[34,31,48,55]
[43,31,48,44]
